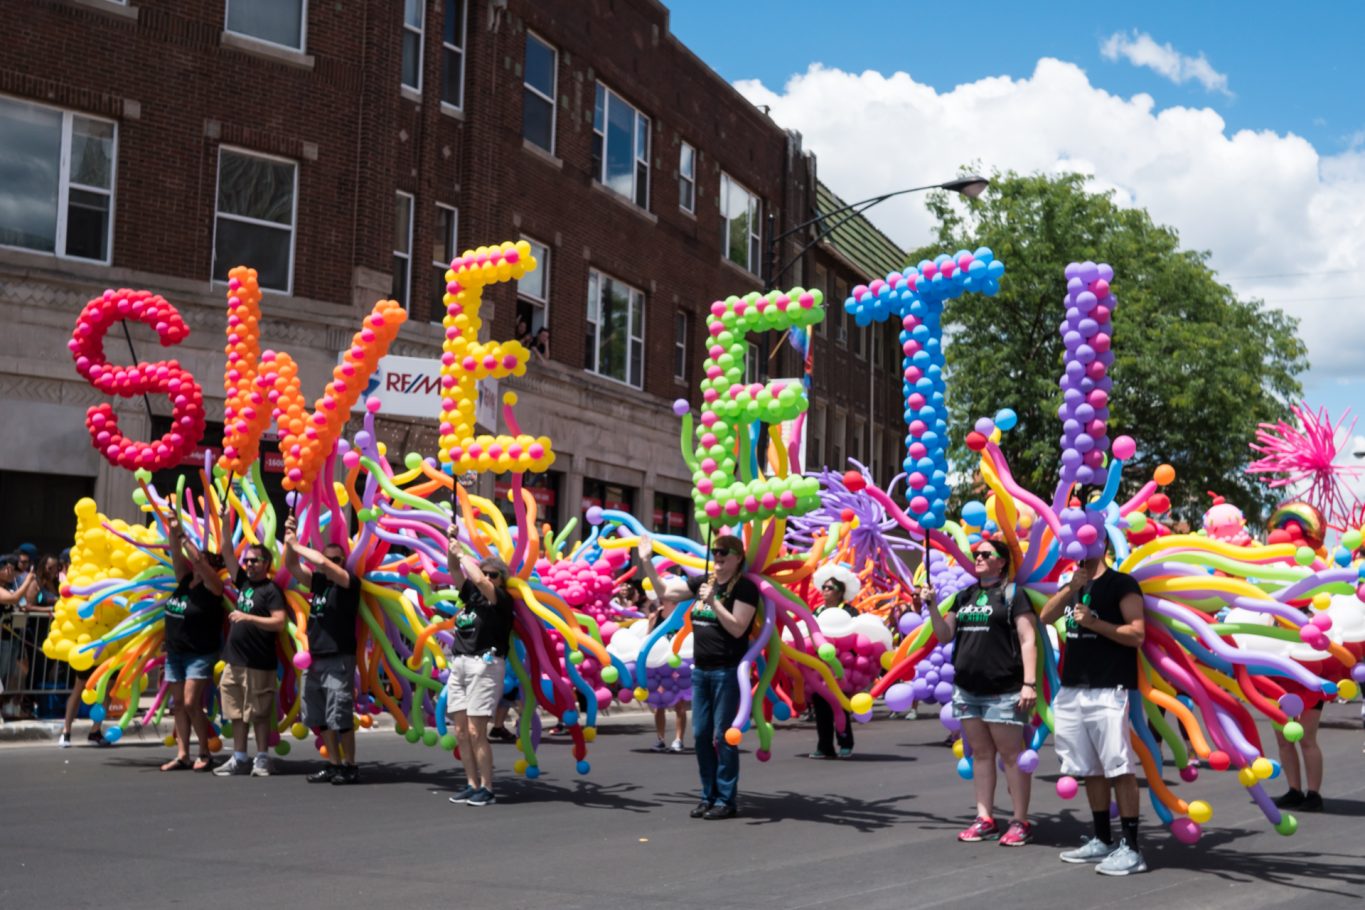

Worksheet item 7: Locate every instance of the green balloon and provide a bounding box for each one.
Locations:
[422,729,439,747]
[274,740,291,757]
[439,733,457,750]
[404,727,421,743]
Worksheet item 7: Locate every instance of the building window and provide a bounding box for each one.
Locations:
[673,310,688,381]
[653,491,690,535]
[809,406,825,471]
[679,141,696,213]
[522,32,556,153]
[593,83,649,209]
[745,341,760,385]
[872,322,883,368]
[213,148,296,293]
[813,264,828,336]
[720,172,761,274]
[586,268,644,387]
[853,321,867,359]
[431,204,458,318]
[0,97,116,264]
[515,237,550,341]
[834,279,848,345]
[225,0,306,51]
[392,192,413,309]
[401,0,424,92]
[441,0,466,108]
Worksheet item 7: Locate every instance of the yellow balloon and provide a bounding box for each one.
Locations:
[952,739,966,759]
[1237,766,1257,787]
[1252,757,1274,780]
[1187,800,1213,824]
[1337,679,1360,700]
[849,692,874,715]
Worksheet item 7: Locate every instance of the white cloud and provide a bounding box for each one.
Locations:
[1100,30,1231,96]
[734,60,1365,387]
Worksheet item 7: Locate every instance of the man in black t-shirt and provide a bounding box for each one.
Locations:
[1040,547,1147,875]
[284,516,362,785]
[685,534,758,820]
[445,529,515,807]
[216,541,287,778]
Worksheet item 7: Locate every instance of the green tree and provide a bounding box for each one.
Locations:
[908,171,1307,524]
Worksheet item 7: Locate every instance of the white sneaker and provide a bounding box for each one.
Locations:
[251,754,271,777]
[670,738,684,753]
[903,709,919,721]
[1096,839,1148,876]
[213,755,250,777]
[1059,835,1117,864]
[58,733,72,749]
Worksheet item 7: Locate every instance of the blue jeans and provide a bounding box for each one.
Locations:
[691,666,741,808]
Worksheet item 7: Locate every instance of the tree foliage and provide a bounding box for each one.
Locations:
[908,171,1307,524]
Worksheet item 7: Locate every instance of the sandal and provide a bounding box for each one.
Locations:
[192,755,213,772]
[160,756,193,772]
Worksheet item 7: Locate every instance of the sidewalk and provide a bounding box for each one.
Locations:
[0,698,659,747]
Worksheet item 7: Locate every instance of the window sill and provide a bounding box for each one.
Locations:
[719,256,761,282]
[70,0,138,21]
[440,103,466,121]
[582,368,644,393]
[679,207,697,220]
[522,138,562,169]
[401,85,422,103]
[220,31,315,70]
[590,181,657,224]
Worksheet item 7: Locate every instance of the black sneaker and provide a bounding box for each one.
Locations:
[331,764,360,786]
[703,803,737,820]
[689,801,712,819]
[488,727,515,743]
[1300,791,1324,812]
[87,730,111,748]
[449,785,477,805]
[466,787,495,806]
[307,766,340,784]
[1274,788,1305,809]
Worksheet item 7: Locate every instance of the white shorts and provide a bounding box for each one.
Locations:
[445,654,505,718]
[1053,686,1139,778]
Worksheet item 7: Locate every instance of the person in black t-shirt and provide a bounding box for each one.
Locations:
[919,537,1038,845]
[216,540,287,778]
[808,564,862,760]
[159,515,225,772]
[284,515,362,785]
[685,533,758,821]
[1039,543,1148,875]
[445,529,515,807]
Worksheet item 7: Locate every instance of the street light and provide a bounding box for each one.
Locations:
[765,173,990,292]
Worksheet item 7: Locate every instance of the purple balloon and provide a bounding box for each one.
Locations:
[1278,693,1304,717]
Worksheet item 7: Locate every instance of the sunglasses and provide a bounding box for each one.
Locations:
[715,550,741,559]
[821,583,840,592]
[972,551,1002,561]
[242,557,264,565]
[482,570,503,579]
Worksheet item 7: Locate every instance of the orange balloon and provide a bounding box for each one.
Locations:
[724,727,743,746]
[1154,464,1176,486]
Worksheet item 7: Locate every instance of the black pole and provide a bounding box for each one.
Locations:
[120,320,156,429]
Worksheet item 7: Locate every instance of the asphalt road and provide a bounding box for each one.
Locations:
[3,705,1364,910]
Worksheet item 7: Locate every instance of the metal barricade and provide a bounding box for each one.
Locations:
[0,610,78,720]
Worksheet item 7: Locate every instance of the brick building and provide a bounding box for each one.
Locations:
[0,0,905,552]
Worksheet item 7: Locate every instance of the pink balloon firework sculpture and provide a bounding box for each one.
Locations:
[1248,401,1365,531]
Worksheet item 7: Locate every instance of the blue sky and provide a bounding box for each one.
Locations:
[669,0,1365,444]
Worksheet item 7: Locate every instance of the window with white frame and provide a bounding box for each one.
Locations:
[720,172,761,273]
[853,321,867,359]
[401,0,424,92]
[673,310,688,380]
[225,0,307,51]
[809,406,826,471]
[431,204,457,318]
[0,97,116,263]
[441,0,465,108]
[515,237,550,338]
[522,33,556,153]
[213,148,296,293]
[391,192,413,308]
[745,341,760,385]
[679,141,696,213]
[586,268,644,387]
[592,83,649,208]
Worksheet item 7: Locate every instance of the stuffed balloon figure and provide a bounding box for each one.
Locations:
[1202,492,1252,547]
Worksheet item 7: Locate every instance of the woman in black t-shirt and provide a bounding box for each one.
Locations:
[920,537,1039,846]
[159,516,225,772]
[808,564,861,759]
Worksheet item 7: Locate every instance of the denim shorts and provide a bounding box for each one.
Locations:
[164,649,217,683]
[952,686,1025,726]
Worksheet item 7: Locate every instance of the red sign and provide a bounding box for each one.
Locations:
[263,451,285,474]
[178,444,222,468]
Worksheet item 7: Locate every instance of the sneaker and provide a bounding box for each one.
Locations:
[331,764,359,786]
[957,817,1000,842]
[87,730,110,747]
[250,754,271,777]
[466,787,495,806]
[651,740,668,752]
[1274,788,1306,809]
[1096,839,1148,876]
[1300,791,1324,812]
[689,800,712,819]
[58,734,71,749]
[903,709,919,721]
[838,747,853,758]
[999,820,1033,847]
[670,738,684,753]
[449,785,477,804]
[307,766,340,784]
[488,727,515,743]
[703,803,737,820]
[213,755,250,777]
[1059,835,1116,864]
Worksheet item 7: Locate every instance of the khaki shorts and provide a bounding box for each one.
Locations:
[446,654,505,718]
[219,664,277,723]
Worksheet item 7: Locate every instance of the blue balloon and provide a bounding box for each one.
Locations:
[962,501,988,526]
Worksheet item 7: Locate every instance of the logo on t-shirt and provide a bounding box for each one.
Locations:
[454,607,476,630]
[166,593,188,617]
[239,587,256,613]
[957,591,995,630]
[690,604,718,624]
